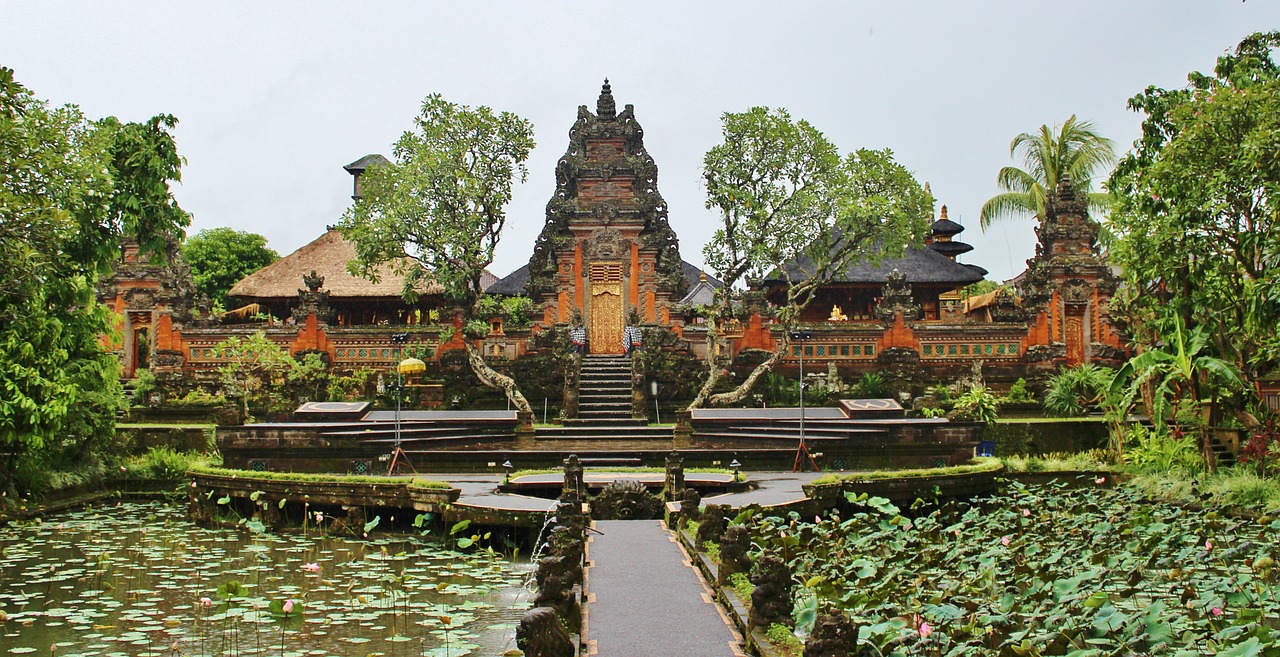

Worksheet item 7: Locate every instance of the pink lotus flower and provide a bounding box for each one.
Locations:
[313,511,323,522]
[282,599,294,614]
[199,597,213,608]
[120,466,127,472]
[1095,476,1106,485]
[919,621,933,637]
[1001,536,1011,546]
[1205,540,1213,550]
[191,481,198,488]
[1212,606,1223,616]
[302,562,320,573]
[1021,509,1031,517]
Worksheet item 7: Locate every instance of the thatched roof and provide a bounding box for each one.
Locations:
[229,229,453,301]
[764,246,987,287]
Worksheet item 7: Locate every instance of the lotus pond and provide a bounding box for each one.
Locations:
[744,479,1280,655]
[0,502,531,657]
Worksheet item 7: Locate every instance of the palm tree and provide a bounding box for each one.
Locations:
[979,115,1117,230]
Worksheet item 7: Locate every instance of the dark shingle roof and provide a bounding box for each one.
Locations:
[928,240,974,258]
[930,218,966,236]
[343,154,391,174]
[486,260,720,295]
[764,246,986,286]
[486,264,531,295]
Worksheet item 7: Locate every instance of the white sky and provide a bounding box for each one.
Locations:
[4,3,1277,283]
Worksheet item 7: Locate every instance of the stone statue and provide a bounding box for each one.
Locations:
[804,613,863,657]
[516,607,574,657]
[679,488,702,526]
[590,478,663,520]
[718,525,751,581]
[749,552,795,629]
[695,504,728,551]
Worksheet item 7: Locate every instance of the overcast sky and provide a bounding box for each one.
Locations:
[4,3,1277,283]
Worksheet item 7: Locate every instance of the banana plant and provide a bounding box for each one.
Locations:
[1113,314,1243,469]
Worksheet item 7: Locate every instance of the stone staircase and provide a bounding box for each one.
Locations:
[536,355,672,445]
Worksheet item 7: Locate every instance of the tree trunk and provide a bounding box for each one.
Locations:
[707,348,784,407]
[463,342,534,414]
[686,320,725,411]
[687,340,787,410]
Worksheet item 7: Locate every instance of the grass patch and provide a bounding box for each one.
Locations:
[765,623,802,657]
[121,447,217,479]
[1128,466,1280,513]
[810,457,1003,486]
[728,571,753,603]
[1000,449,1113,473]
[189,465,452,489]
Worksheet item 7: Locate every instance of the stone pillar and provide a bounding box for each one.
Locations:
[561,455,585,508]
[663,451,685,502]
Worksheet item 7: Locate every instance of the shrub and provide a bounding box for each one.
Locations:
[122,446,205,479]
[951,384,1000,426]
[1043,365,1113,417]
[1123,424,1201,474]
[1003,378,1035,403]
[852,372,888,398]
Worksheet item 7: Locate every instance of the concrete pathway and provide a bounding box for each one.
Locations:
[703,470,827,509]
[585,520,744,657]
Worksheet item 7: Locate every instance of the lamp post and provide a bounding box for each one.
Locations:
[788,330,819,472]
[650,380,660,425]
[729,458,741,483]
[502,459,514,485]
[388,332,411,474]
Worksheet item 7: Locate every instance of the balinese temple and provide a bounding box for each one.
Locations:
[98,236,199,379]
[103,81,1126,392]
[486,80,712,354]
[759,206,987,324]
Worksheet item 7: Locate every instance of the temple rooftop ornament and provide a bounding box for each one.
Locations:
[927,205,974,259]
[596,78,616,119]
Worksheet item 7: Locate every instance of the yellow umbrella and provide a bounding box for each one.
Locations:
[398,357,427,376]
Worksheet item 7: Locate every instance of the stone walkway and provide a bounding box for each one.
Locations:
[584,520,745,657]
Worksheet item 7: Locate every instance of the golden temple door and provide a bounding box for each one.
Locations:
[588,263,624,354]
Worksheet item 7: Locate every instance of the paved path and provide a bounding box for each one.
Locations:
[703,470,827,509]
[585,520,744,657]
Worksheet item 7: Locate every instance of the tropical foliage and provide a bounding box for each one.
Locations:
[979,115,1117,229]
[691,107,931,409]
[0,67,188,493]
[338,94,536,414]
[1043,365,1115,417]
[182,227,279,308]
[1107,31,1280,394]
[736,481,1280,655]
[213,331,297,421]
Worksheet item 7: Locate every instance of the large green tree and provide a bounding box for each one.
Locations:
[337,94,536,414]
[690,107,932,409]
[1106,31,1280,390]
[979,115,1117,229]
[0,67,189,490]
[183,227,279,308]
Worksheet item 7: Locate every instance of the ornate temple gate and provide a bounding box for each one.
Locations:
[589,262,624,354]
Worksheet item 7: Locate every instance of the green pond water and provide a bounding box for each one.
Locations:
[0,501,533,656]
